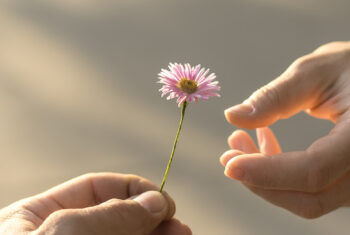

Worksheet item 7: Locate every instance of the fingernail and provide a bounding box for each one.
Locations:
[225,167,245,180]
[133,191,167,214]
[225,103,254,115]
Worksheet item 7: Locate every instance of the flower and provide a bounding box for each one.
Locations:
[158,63,220,106]
[157,62,220,192]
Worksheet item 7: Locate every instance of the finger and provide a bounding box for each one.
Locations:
[228,130,259,153]
[43,173,158,207]
[245,172,350,219]
[26,173,172,221]
[222,128,280,168]
[151,218,192,235]
[225,123,350,192]
[256,127,282,155]
[37,191,175,235]
[224,55,335,129]
[220,149,245,167]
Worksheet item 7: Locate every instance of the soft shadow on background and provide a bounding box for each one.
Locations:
[1,0,350,234]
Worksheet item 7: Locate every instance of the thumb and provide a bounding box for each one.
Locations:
[225,56,325,129]
[98,191,173,235]
[57,191,174,235]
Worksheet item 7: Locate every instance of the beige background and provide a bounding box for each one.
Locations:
[1,0,350,234]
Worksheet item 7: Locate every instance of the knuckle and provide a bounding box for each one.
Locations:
[291,55,316,76]
[80,172,98,180]
[105,198,121,205]
[110,203,130,224]
[314,41,348,53]
[293,48,343,81]
[74,173,98,185]
[125,174,142,181]
[107,199,142,217]
[253,84,282,107]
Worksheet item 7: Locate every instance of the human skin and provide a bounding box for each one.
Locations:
[0,173,192,235]
[221,41,350,219]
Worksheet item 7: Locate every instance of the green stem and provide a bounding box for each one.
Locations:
[159,101,188,192]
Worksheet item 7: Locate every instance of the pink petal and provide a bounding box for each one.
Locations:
[158,63,220,105]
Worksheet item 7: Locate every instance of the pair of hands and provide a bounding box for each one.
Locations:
[1,41,350,234]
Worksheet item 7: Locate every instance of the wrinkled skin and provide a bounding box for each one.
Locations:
[0,173,192,235]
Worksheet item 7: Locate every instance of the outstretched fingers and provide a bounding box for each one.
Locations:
[222,127,281,167]
[227,130,259,153]
[224,123,350,193]
[256,127,281,156]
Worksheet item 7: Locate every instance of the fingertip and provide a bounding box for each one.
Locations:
[224,157,245,180]
[225,102,282,129]
[133,191,168,215]
[220,155,228,167]
[224,107,235,125]
[220,154,231,167]
[256,127,282,155]
[225,103,255,117]
[160,190,176,220]
[228,130,259,153]
[225,103,255,128]
[220,149,245,167]
[228,130,248,147]
[224,106,239,125]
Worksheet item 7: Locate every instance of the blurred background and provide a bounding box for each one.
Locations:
[1,0,350,234]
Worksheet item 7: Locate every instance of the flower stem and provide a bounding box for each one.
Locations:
[159,101,188,192]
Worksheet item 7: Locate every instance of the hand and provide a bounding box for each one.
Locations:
[0,173,191,235]
[221,41,350,219]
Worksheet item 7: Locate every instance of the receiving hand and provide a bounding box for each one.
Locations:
[0,173,191,235]
[221,41,350,218]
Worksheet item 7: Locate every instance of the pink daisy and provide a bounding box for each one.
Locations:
[158,63,220,106]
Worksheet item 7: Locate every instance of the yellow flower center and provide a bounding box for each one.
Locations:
[177,78,198,94]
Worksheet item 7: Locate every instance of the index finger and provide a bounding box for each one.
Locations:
[50,173,159,206]
[25,173,165,221]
